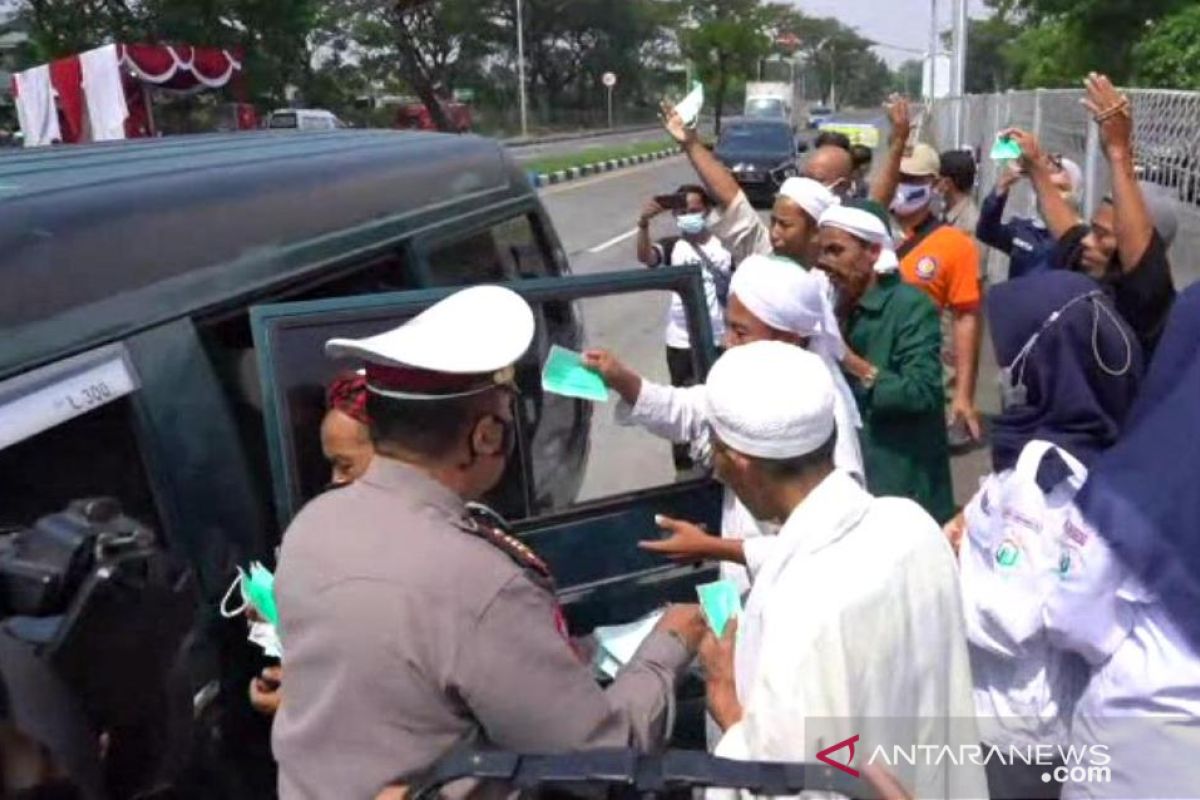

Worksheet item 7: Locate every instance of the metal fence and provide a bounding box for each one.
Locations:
[925,89,1200,286]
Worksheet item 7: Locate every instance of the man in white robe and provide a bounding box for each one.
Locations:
[583,254,863,594]
[695,342,987,800]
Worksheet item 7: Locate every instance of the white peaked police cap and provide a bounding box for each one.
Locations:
[704,341,837,460]
[324,285,536,400]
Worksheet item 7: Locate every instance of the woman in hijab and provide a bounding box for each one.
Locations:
[1045,283,1200,800]
[946,270,1144,800]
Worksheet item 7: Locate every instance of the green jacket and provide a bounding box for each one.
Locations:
[845,273,955,523]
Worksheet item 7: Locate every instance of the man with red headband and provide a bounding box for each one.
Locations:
[271,286,706,799]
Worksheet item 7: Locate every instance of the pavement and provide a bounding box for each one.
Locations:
[538,124,998,511]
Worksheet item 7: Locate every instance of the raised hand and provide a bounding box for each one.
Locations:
[1082,72,1133,160]
[884,93,912,146]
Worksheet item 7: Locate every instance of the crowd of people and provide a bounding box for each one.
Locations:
[254,72,1198,800]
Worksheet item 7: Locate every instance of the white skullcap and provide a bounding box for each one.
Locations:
[818,205,888,244]
[778,177,840,221]
[818,205,897,274]
[729,255,862,428]
[704,341,837,460]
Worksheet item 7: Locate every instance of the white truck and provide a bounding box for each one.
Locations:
[744,81,804,130]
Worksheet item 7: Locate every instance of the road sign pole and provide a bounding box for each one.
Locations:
[602,72,617,129]
[516,0,528,138]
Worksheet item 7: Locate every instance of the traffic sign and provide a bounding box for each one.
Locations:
[602,72,617,88]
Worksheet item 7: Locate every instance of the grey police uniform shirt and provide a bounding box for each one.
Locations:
[272,457,691,799]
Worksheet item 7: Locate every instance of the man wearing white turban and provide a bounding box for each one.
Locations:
[659,103,840,267]
[583,255,863,595]
[816,203,956,524]
[691,342,985,800]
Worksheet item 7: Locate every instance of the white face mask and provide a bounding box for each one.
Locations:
[676,212,707,236]
[890,182,933,216]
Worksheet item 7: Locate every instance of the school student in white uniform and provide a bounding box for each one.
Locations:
[1047,282,1200,800]
[692,342,986,800]
[583,254,864,595]
[948,271,1145,799]
[636,184,733,472]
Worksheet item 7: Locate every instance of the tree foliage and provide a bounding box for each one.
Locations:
[1132,5,1200,90]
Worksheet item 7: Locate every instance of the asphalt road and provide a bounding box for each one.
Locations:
[539,131,998,511]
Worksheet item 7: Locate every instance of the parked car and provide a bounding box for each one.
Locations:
[394,99,472,133]
[0,129,722,796]
[714,117,802,206]
[266,108,344,131]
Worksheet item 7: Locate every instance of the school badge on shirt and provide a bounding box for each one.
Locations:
[915,256,939,281]
[995,539,1021,568]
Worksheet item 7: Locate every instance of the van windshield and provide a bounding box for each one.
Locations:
[746,98,785,119]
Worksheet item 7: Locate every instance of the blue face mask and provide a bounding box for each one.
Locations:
[676,212,707,236]
[890,182,933,216]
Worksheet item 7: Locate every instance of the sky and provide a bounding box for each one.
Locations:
[791,0,992,67]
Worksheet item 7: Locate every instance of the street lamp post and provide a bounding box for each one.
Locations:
[516,0,528,138]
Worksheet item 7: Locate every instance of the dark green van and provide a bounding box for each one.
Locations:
[0,130,723,797]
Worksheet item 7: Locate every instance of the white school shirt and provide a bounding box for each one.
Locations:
[614,379,864,595]
[651,235,732,349]
[1044,503,1200,800]
[958,440,1090,751]
[710,471,988,800]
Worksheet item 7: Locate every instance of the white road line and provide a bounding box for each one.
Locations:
[586,227,640,254]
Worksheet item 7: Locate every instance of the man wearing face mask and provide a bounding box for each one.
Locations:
[637,186,734,471]
[888,143,984,444]
[660,102,843,266]
[272,286,707,799]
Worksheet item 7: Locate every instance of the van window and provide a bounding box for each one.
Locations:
[426,214,551,286]
[0,354,161,534]
[197,249,418,535]
[268,112,298,129]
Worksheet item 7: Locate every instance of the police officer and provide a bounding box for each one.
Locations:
[272,286,706,799]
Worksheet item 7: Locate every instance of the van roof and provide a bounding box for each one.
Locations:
[0,129,531,380]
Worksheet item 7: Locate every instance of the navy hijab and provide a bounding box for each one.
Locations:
[988,271,1145,475]
[1076,283,1200,652]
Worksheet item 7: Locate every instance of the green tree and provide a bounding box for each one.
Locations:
[1132,4,1200,89]
[679,0,770,133]
[1003,18,1090,88]
[1007,0,1190,82]
[892,59,923,97]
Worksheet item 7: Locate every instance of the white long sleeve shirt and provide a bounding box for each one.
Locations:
[711,471,987,800]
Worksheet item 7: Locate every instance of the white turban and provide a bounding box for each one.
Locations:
[818,205,899,274]
[778,177,840,221]
[729,255,862,429]
[705,341,836,459]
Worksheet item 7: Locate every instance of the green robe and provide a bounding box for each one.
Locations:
[845,272,956,523]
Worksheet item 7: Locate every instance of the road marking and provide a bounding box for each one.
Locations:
[586,227,640,254]
[538,153,683,197]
